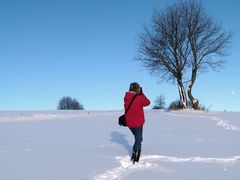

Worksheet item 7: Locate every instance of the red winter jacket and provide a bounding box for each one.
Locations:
[124,91,151,128]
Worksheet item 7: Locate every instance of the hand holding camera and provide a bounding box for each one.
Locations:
[139,87,143,95]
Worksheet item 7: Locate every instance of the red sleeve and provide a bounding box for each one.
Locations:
[139,93,151,106]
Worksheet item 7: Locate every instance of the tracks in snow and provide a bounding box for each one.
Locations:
[93,155,240,180]
[163,111,240,132]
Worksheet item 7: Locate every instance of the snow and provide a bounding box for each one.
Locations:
[0,110,240,180]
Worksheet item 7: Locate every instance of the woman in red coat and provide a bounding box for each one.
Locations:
[124,82,150,163]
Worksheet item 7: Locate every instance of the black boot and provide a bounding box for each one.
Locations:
[135,150,141,162]
[131,149,141,164]
[131,150,136,164]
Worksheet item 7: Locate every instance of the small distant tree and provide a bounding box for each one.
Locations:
[58,96,84,110]
[153,95,166,109]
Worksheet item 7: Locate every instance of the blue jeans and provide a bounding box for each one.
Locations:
[129,125,143,151]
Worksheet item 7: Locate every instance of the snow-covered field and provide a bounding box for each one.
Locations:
[0,110,240,180]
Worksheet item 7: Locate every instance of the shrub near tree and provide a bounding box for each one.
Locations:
[58,96,84,110]
[168,100,207,111]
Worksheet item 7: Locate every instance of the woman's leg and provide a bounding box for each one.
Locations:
[133,125,143,150]
[130,125,143,163]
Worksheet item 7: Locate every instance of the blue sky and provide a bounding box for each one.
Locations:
[0,0,239,111]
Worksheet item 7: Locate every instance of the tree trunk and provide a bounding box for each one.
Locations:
[187,69,199,110]
[177,80,187,109]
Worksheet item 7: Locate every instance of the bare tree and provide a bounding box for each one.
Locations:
[181,1,232,109]
[153,95,166,109]
[58,96,84,110]
[138,2,190,108]
[137,0,232,109]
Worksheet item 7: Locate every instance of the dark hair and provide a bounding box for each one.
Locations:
[129,82,140,94]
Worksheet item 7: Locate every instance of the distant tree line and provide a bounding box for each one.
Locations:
[58,96,84,110]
